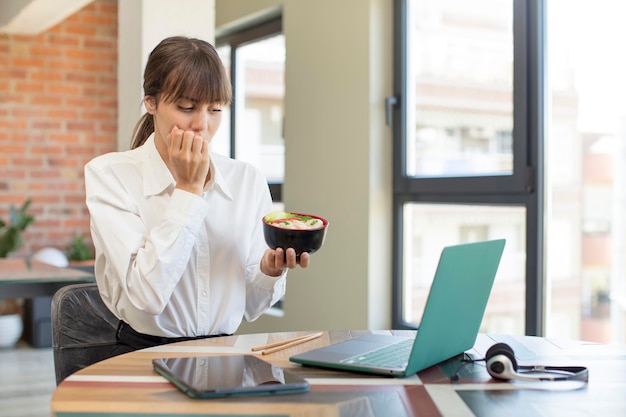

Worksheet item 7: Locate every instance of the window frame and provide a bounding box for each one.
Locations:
[216,16,283,202]
[391,0,546,335]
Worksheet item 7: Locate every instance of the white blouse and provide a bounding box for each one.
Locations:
[84,134,286,337]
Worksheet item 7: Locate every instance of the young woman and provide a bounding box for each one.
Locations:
[85,36,309,355]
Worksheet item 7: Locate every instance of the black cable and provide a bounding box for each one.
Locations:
[450,353,485,383]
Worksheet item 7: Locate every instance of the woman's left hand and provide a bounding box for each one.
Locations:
[261,248,310,276]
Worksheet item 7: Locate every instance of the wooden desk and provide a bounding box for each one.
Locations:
[51,331,626,417]
[0,258,94,299]
[1,258,95,347]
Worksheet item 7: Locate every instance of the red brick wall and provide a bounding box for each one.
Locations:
[0,0,117,258]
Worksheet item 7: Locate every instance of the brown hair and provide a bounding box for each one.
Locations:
[130,36,232,149]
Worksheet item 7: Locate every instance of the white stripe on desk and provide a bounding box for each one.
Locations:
[452,380,588,391]
[65,374,421,387]
[66,374,165,383]
[308,375,421,386]
[425,385,477,417]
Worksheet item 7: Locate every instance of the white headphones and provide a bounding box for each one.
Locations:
[485,342,589,383]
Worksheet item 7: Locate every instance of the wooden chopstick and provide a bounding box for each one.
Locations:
[251,332,323,355]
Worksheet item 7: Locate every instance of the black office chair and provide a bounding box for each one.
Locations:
[51,283,119,384]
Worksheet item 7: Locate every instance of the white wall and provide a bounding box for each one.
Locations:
[216,0,394,333]
[117,0,216,151]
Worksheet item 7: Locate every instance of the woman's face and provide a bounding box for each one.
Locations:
[145,95,223,155]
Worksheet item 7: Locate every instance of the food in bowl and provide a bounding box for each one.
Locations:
[263,211,328,256]
[264,211,325,230]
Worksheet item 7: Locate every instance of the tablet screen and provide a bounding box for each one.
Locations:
[152,355,309,398]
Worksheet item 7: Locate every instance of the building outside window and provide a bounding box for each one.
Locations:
[216,17,285,206]
[394,0,626,345]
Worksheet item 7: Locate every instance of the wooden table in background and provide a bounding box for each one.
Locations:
[0,257,95,347]
[51,330,626,416]
[0,258,94,299]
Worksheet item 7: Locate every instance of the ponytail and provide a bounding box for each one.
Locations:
[130,113,154,149]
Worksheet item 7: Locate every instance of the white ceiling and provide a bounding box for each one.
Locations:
[0,0,93,35]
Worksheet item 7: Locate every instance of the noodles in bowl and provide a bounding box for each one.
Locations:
[263,211,328,256]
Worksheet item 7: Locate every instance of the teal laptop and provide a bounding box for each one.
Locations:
[290,239,506,377]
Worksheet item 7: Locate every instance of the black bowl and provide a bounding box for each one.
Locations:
[263,212,329,256]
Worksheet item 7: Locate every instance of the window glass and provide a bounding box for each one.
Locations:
[234,35,286,183]
[546,0,626,344]
[407,0,514,178]
[403,203,526,334]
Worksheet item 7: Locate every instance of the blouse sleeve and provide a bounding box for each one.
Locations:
[85,158,209,316]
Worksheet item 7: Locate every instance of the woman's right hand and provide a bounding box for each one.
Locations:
[168,126,210,195]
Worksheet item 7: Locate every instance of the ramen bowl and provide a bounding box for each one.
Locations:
[263,211,329,256]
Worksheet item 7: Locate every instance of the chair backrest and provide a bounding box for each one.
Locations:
[51,283,119,384]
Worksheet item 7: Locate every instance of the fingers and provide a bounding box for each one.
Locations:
[298,252,310,268]
[281,248,297,269]
[275,248,301,269]
[261,248,310,276]
[169,127,207,156]
[168,127,210,195]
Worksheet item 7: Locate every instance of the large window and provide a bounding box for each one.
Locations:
[395,0,626,345]
[392,0,543,336]
[216,16,285,203]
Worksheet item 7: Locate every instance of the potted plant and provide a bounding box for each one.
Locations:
[0,198,35,258]
[65,233,95,272]
[0,299,23,347]
[0,198,34,347]
[66,233,94,262]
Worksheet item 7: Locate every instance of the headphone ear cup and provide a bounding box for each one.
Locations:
[484,342,589,383]
[485,342,518,380]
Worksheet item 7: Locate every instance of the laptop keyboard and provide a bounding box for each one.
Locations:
[340,338,414,369]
